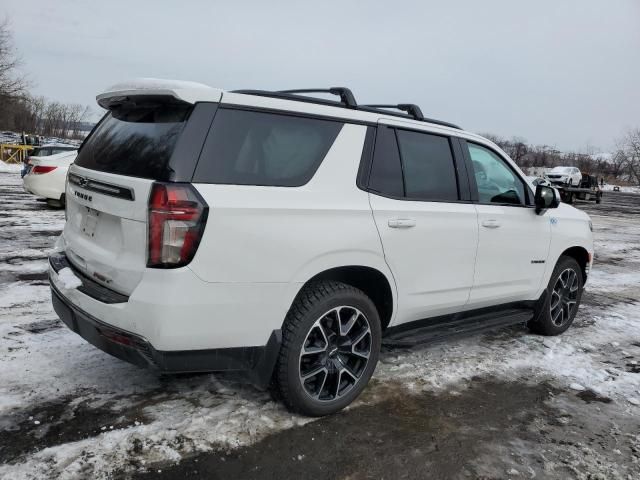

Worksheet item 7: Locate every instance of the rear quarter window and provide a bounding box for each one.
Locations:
[193,109,343,187]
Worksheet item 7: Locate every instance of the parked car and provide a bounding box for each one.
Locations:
[545,166,582,186]
[48,79,594,416]
[21,144,78,178]
[23,150,77,207]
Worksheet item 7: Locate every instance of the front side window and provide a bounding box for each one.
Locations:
[467,143,525,205]
[396,129,458,201]
[193,109,343,187]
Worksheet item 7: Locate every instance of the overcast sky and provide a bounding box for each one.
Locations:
[3,0,639,151]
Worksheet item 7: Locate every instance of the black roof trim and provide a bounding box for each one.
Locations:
[231,89,461,130]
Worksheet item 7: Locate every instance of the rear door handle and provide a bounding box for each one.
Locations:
[388,218,416,229]
[481,219,501,229]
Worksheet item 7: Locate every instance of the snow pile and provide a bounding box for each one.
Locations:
[57,268,82,289]
[0,160,21,173]
[375,301,640,401]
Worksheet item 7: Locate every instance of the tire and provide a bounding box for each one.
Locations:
[275,280,381,416]
[46,198,63,208]
[529,256,584,336]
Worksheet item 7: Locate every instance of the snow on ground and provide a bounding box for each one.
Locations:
[601,184,640,194]
[0,161,21,174]
[0,172,639,479]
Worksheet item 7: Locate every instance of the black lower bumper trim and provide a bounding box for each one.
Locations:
[50,283,281,388]
[49,252,129,304]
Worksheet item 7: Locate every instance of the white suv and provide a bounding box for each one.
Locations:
[546,166,583,186]
[49,79,594,416]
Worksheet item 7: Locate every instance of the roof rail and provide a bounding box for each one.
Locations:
[231,88,461,130]
[362,104,424,121]
[277,88,358,108]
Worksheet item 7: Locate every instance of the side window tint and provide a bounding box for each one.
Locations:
[396,130,458,201]
[368,127,404,197]
[193,109,343,187]
[467,143,525,205]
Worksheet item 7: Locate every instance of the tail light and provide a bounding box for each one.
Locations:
[32,166,57,174]
[147,183,208,268]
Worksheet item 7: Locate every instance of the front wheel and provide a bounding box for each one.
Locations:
[529,256,584,336]
[275,281,381,416]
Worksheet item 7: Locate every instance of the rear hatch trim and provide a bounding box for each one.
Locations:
[68,172,135,201]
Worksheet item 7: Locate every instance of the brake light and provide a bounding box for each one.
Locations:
[32,166,57,174]
[147,183,208,268]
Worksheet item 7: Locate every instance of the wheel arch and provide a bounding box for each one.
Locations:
[559,246,590,281]
[289,265,396,331]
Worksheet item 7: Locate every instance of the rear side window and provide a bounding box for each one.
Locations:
[368,127,404,197]
[193,109,343,186]
[75,105,191,179]
[396,130,459,201]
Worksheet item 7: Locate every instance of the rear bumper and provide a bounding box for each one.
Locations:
[49,253,282,386]
[52,282,153,368]
[23,172,64,200]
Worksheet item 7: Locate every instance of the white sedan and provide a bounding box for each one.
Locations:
[23,150,77,207]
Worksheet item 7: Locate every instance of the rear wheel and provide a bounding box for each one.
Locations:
[46,195,64,209]
[275,281,381,416]
[529,256,583,336]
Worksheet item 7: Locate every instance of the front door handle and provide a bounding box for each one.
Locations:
[388,218,416,229]
[481,219,501,229]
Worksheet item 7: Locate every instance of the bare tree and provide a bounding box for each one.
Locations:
[0,17,28,98]
[622,128,640,186]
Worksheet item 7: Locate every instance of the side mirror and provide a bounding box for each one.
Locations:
[535,185,560,214]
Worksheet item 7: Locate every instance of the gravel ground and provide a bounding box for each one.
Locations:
[0,169,638,480]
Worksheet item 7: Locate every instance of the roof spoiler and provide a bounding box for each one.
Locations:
[96,78,223,109]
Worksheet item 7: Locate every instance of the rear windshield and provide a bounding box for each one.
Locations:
[75,105,191,179]
[193,109,343,187]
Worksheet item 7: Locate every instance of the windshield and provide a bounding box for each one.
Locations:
[551,167,572,173]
